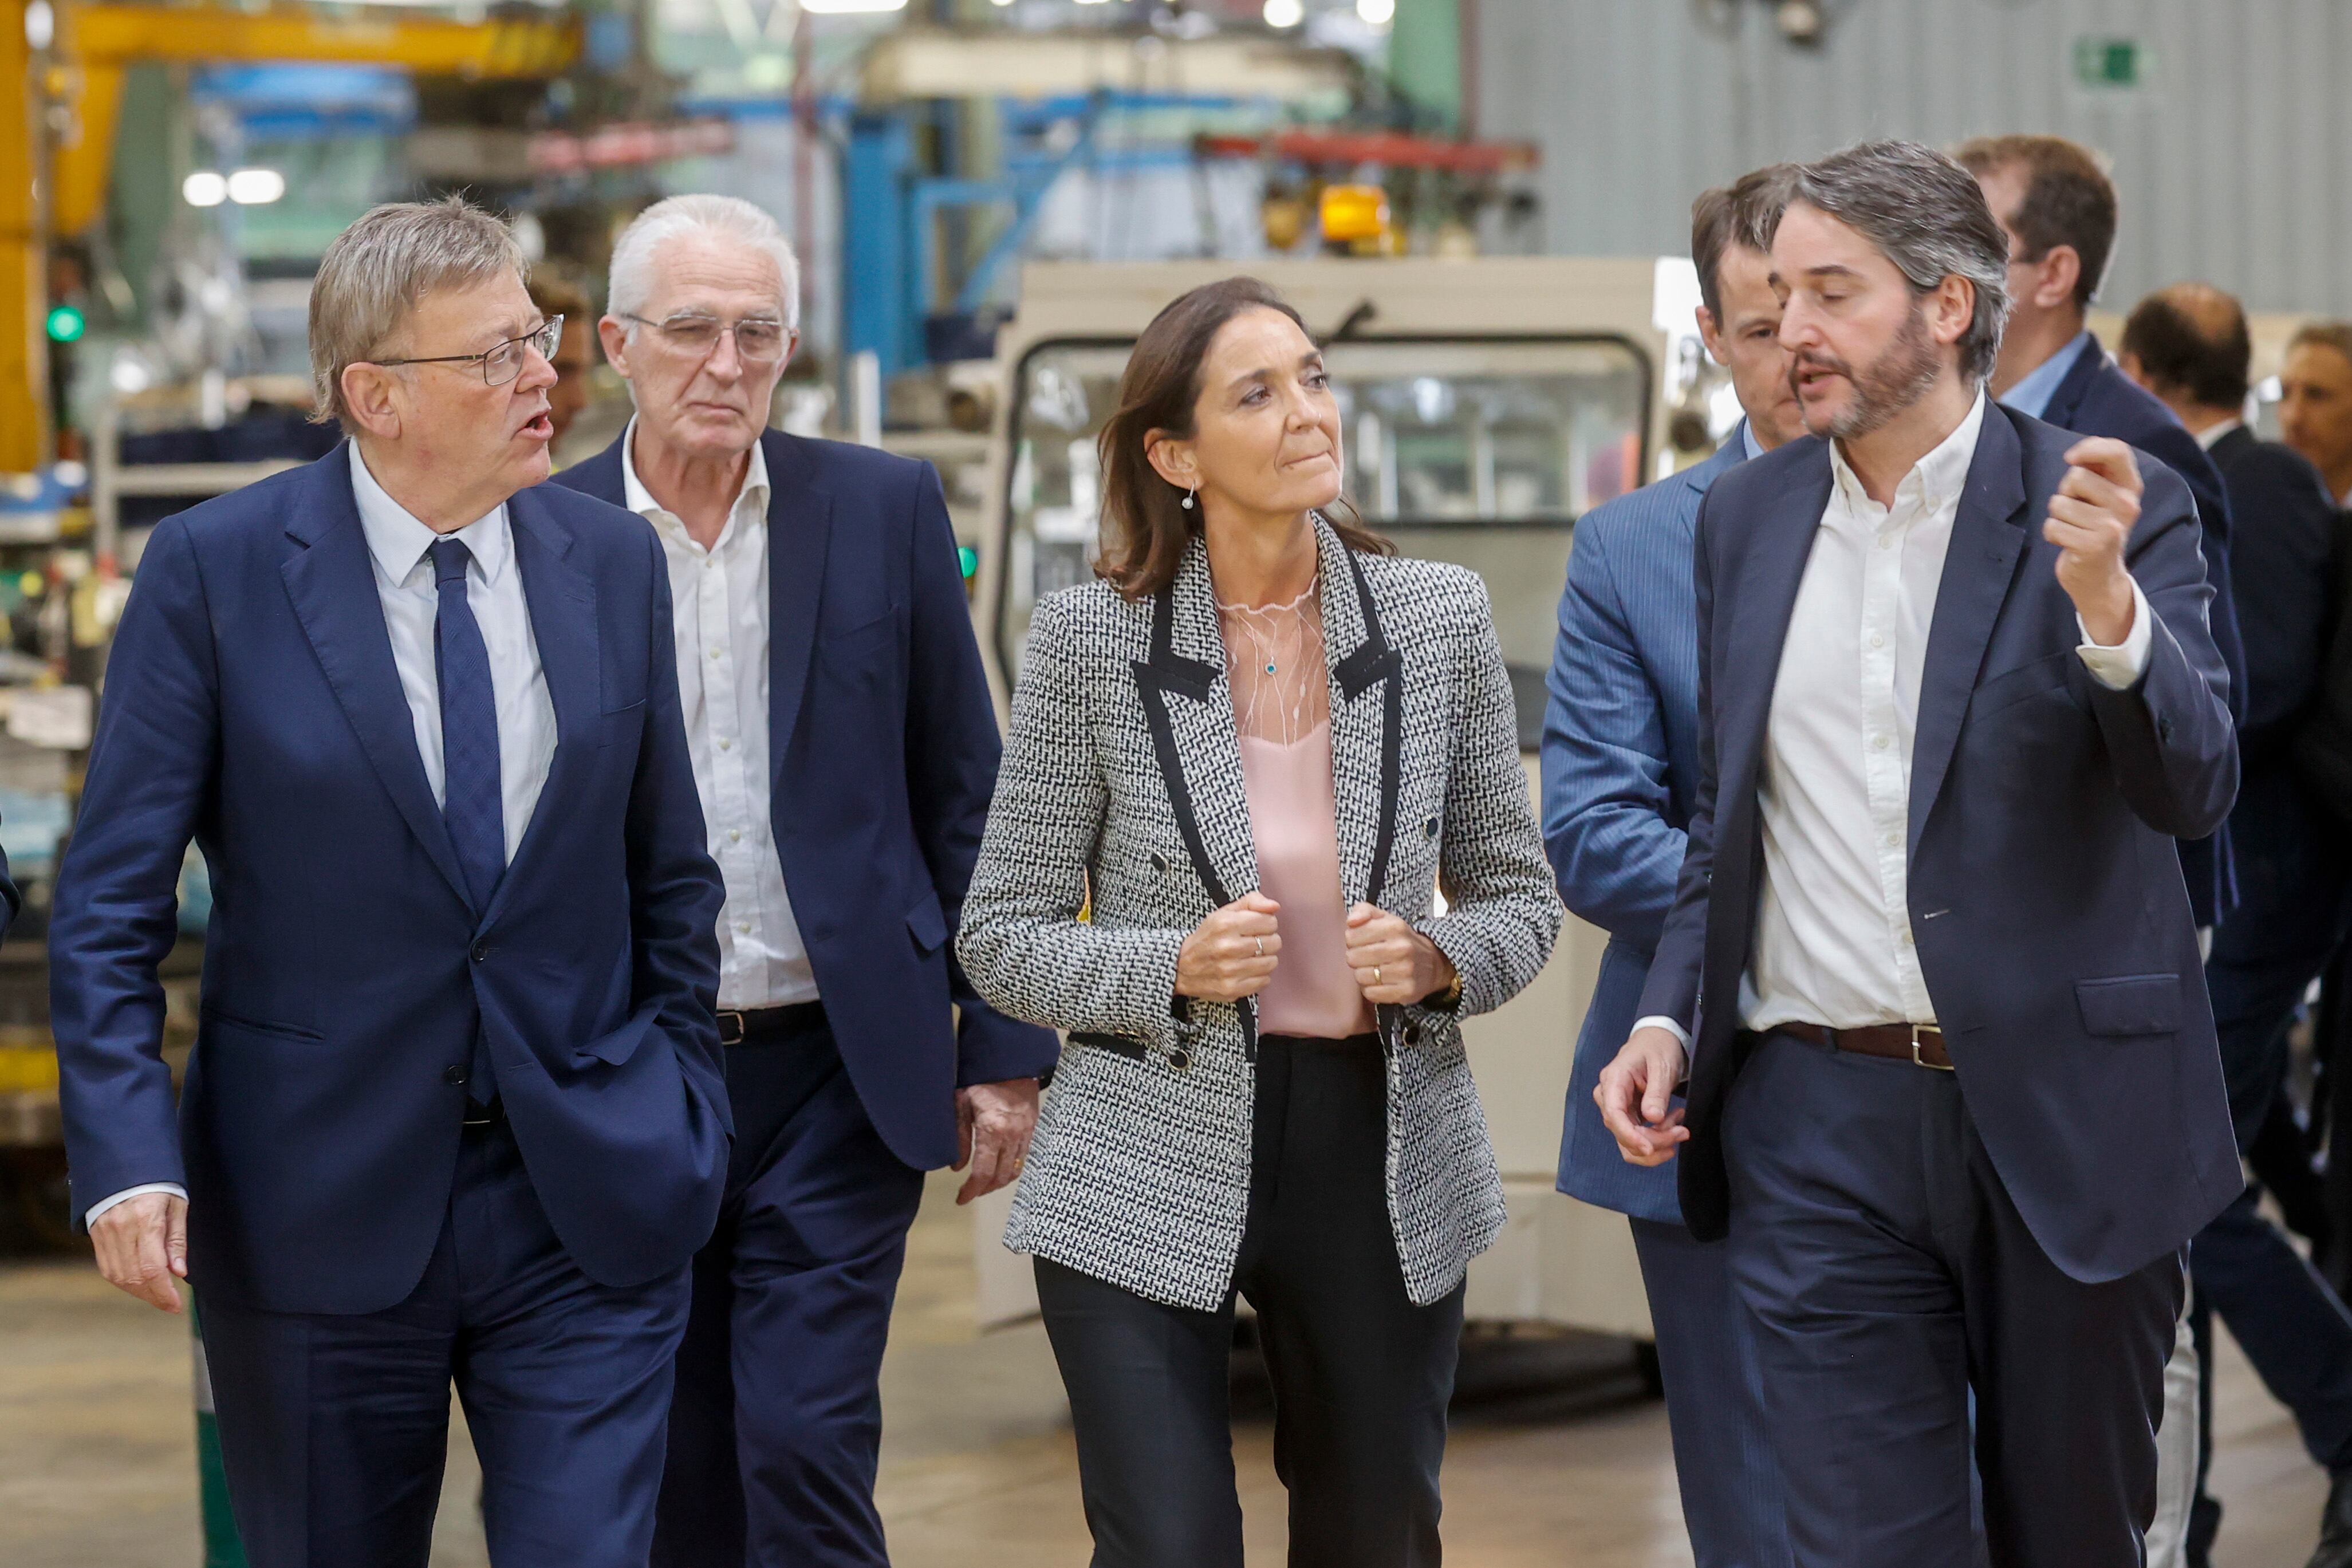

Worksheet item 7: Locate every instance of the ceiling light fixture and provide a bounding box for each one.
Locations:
[183,171,227,207]
[1263,0,1303,27]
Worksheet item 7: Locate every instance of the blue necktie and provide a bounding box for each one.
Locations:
[430,538,503,1102]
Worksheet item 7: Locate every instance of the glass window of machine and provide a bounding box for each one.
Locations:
[996,336,1651,749]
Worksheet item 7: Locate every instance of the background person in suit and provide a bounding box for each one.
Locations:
[554,195,1059,1568]
[1542,165,1799,1568]
[1956,133,2245,939]
[49,198,728,1568]
[958,277,1561,1567]
[2282,323,2352,511]
[2121,283,2352,1568]
[1599,140,2240,1568]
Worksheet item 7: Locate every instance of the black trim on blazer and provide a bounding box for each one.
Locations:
[1135,584,1252,1059]
[1333,545,1409,1051]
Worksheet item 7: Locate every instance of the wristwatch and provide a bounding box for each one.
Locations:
[1424,967,1465,1013]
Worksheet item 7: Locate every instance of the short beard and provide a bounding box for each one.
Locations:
[1794,301,1946,442]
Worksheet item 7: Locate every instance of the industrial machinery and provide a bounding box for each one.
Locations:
[963,254,1705,1345]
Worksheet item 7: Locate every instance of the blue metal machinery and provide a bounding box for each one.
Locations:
[840,91,1260,380]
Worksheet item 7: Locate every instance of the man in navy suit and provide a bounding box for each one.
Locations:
[2122,284,2352,1568]
[1957,134,2245,937]
[1543,167,1797,1568]
[50,199,728,1568]
[1599,141,2239,1568]
[554,195,1058,1568]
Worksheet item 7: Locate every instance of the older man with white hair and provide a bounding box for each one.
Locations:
[556,194,1057,1568]
[49,196,728,1567]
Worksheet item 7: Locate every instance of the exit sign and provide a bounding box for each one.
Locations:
[2074,36,2144,88]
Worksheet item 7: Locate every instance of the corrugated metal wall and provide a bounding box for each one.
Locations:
[1475,0,2352,315]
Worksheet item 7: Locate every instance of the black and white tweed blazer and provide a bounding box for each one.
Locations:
[957,517,1563,1310]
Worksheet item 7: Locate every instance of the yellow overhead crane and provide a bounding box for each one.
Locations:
[3,0,581,472]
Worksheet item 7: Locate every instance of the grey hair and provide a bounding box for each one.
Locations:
[309,196,526,434]
[607,194,801,334]
[1775,139,2014,385]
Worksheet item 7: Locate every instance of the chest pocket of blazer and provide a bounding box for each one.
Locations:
[824,610,897,671]
[600,699,646,749]
[1969,651,2084,724]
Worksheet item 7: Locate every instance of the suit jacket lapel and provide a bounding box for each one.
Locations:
[1719,445,1833,802]
[2037,333,2105,430]
[278,444,471,909]
[1908,404,2031,855]
[1136,535,1257,910]
[1319,518,1400,910]
[763,432,834,764]
[495,487,598,912]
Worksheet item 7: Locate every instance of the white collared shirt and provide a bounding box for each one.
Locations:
[350,443,558,858]
[621,420,817,1009]
[2193,417,2241,452]
[1637,392,2154,1047]
[86,443,561,1228]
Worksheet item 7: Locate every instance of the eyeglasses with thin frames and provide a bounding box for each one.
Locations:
[621,312,790,365]
[370,316,564,388]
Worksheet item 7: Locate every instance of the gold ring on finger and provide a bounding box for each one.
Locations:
[1255,937,1264,957]
[1373,964,1382,984]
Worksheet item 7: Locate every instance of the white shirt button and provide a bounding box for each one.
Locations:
[729,829,742,844]
[719,738,733,752]
[1869,633,1886,649]
[736,921,752,935]
[1884,831,1900,848]
[1872,734,1890,751]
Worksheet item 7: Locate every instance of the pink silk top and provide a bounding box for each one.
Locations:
[1216,575,1373,1041]
[1239,723,1375,1039]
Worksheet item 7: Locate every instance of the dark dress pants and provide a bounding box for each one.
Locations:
[200,1115,692,1568]
[1629,1216,1795,1568]
[1722,1030,2183,1568]
[650,1006,927,1568]
[2186,762,2352,1558]
[1033,1033,1466,1568]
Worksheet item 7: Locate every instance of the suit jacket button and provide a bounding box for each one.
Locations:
[1169,1049,1191,1069]
[1151,853,1171,876]
[1404,1025,1423,1046]
[443,1065,468,1087]
[471,942,491,963]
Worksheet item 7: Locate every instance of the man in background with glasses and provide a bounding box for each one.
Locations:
[557,194,1056,1568]
[49,196,729,1568]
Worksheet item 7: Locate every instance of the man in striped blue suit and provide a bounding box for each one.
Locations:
[1542,168,1801,1568]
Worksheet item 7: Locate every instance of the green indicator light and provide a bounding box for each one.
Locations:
[958,545,979,580]
[44,305,85,343]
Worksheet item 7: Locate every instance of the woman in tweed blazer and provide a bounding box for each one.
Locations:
[958,278,1561,1567]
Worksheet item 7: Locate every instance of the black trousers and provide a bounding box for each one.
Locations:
[1723,1030,2184,1568]
[1034,1033,1465,1568]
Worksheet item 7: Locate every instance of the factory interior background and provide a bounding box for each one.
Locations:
[6,1,2352,1563]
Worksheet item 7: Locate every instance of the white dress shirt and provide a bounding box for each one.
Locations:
[621,420,817,1010]
[2193,417,2241,452]
[88,445,561,1226]
[1637,393,2154,1049]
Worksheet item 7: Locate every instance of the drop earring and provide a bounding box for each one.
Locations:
[1181,487,1196,510]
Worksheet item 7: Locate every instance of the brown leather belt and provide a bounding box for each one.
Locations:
[1776,1019,1952,1071]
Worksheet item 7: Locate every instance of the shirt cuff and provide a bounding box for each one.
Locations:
[87,1183,187,1228]
[1632,1014,1692,1053]
[2075,578,2154,691]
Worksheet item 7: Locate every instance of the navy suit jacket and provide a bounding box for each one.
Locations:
[558,430,1058,1171]
[50,444,730,1315]
[2041,334,2245,926]
[1637,402,2241,1284]
[1542,435,1746,1224]
[2207,424,2335,754]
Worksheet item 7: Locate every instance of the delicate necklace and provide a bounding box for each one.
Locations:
[1216,577,1317,676]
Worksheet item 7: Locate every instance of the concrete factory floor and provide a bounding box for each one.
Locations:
[1,1169,2332,1567]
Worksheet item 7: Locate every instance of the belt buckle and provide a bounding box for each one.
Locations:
[1910,1023,1952,1072]
[716,1010,745,1047]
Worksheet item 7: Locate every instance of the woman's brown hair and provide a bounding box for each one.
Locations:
[1094,276,1390,600]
